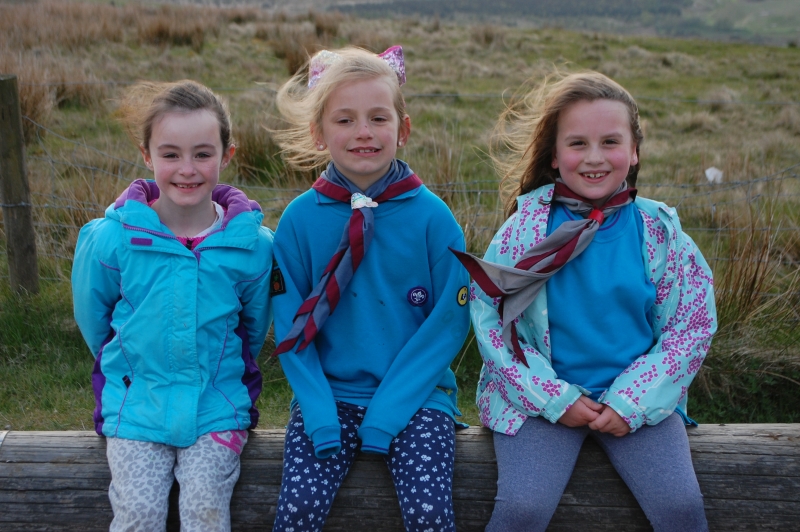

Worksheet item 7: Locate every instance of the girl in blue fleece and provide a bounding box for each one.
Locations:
[72,80,273,532]
[269,46,470,532]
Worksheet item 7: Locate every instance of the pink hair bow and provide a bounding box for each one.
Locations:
[307,45,407,89]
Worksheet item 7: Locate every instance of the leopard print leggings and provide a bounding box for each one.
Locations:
[105,431,247,532]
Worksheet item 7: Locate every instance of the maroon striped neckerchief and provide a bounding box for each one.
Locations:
[273,174,424,356]
[452,181,637,367]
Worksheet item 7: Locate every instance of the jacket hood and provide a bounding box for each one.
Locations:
[111,179,261,228]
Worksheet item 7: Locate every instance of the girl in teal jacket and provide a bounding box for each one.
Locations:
[72,80,273,532]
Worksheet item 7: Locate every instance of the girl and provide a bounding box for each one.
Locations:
[456,71,716,531]
[269,46,470,532]
[71,80,274,531]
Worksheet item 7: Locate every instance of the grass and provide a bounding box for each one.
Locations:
[1,1,799,430]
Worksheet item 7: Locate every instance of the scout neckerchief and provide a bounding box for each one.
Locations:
[451,180,637,367]
[273,160,423,356]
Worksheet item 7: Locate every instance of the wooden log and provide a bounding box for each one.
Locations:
[1,425,799,531]
[0,74,39,295]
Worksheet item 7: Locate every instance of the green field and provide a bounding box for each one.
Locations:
[1,1,799,431]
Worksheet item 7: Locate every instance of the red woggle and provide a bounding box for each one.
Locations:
[588,209,604,224]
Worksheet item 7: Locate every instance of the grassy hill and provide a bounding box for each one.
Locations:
[296,0,800,45]
[1,1,799,431]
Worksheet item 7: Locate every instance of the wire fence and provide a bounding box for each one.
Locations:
[2,113,800,286]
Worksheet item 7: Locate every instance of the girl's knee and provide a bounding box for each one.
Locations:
[273,500,327,532]
[400,499,455,532]
[487,493,554,532]
[648,493,708,532]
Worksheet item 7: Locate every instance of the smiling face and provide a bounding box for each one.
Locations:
[141,109,234,216]
[552,98,639,207]
[313,77,410,191]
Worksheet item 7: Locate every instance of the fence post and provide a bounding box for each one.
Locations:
[0,74,39,295]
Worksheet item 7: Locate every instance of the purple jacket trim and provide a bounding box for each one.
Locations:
[235,320,262,428]
[91,333,115,436]
[130,237,152,246]
[114,179,160,209]
[212,184,262,228]
[114,180,263,225]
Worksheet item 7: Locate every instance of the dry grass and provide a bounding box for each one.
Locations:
[0,52,53,144]
[0,1,127,51]
[136,5,220,53]
[471,24,507,49]
[2,1,800,427]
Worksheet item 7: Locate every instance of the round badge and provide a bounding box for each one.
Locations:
[407,286,428,307]
[457,286,469,306]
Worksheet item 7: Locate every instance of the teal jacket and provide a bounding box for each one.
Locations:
[72,180,273,447]
[471,184,716,434]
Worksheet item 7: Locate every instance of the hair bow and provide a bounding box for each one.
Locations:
[308,45,407,89]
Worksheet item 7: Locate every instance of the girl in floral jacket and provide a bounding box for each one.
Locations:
[456,71,716,532]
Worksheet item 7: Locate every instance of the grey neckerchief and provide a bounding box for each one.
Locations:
[451,180,637,365]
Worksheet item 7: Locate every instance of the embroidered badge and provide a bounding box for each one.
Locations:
[270,260,286,295]
[407,286,428,306]
[457,286,469,306]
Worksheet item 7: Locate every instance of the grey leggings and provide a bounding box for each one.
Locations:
[106,431,247,532]
[486,413,708,532]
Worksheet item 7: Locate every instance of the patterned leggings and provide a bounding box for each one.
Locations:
[273,401,456,532]
[105,430,248,532]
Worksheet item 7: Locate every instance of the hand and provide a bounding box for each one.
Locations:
[588,406,631,437]
[557,396,603,427]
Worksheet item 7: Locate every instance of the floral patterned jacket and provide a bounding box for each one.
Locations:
[471,184,716,435]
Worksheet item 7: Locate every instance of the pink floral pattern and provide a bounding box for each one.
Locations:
[472,185,717,435]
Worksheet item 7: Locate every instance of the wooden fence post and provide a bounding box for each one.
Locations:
[0,74,39,295]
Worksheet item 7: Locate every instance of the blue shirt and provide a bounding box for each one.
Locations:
[546,202,656,399]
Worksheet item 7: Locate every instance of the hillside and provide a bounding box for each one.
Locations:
[0,1,799,430]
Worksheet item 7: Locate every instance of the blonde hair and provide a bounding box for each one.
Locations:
[116,79,233,154]
[273,46,409,171]
[493,70,644,219]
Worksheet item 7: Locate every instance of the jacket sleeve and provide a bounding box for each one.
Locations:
[471,215,585,425]
[357,230,471,454]
[71,220,122,358]
[272,221,341,459]
[236,226,274,358]
[602,216,716,432]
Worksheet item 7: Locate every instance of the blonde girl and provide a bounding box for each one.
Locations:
[269,46,470,532]
[72,80,273,531]
[456,71,716,531]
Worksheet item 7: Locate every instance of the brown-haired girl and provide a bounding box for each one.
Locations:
[455,71,716,531]
[72,80,274,531]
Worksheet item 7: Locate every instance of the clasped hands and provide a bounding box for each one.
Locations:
[558,396,631,437]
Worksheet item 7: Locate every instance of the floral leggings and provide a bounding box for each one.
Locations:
[273,401,456,532]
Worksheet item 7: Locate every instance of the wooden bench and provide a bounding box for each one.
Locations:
[1,424,799,531]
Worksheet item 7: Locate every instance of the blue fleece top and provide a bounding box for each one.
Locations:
[546,202,656,399]
[272,171,470,458]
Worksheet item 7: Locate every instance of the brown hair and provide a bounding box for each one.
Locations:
[493,70,643,219]
[273,46,409,171]
[116,79,233,154]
